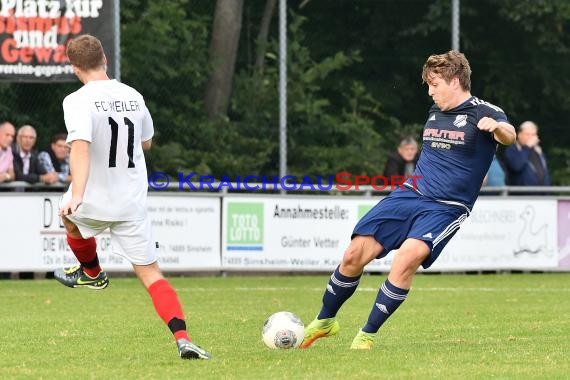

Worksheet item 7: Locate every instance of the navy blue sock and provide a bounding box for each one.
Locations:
[317,266,361,319]
[362,279,409,333]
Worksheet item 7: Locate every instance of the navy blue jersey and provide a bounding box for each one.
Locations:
[404,96,508,210]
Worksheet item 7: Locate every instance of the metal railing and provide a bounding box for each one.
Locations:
[2,181,570,197]
[0,181,67,192]
[145,182,570,197]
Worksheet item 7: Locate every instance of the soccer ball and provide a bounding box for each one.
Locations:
[262,311,305,349]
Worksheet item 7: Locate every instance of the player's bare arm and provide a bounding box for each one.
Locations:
[60,139,90,216]
[477,117,516,146]
[142,138,152,151]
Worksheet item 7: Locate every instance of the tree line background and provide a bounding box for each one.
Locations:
[1,0,569,184]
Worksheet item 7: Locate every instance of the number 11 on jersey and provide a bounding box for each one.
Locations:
[108,116,135,168]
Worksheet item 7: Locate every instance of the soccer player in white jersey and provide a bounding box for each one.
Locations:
[54,34,211,360]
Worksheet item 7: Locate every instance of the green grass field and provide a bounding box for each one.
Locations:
[1,273,569,379]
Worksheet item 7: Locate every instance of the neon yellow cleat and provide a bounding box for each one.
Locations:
[299,317,340,348]
[54,265,109,290]
[350,329,376,350]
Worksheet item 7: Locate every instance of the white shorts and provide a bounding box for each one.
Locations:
[64,214,158,266]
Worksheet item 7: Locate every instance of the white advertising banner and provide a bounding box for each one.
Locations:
[0,193,562,272]
[221,196,379,271]
[0,194,221,271]
[221,196,560,272]
[432,199,559,271]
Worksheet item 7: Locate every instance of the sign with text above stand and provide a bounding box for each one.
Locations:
[0,0,117,82]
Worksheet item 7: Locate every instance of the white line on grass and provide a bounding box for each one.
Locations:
[174,286,570,292]
[409,287,570,292]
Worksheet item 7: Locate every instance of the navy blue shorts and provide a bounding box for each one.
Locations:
[353,189,469,268]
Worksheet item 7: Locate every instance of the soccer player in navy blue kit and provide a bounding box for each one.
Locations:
[301,51,516,350]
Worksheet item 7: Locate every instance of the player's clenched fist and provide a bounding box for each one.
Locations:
[477,116,499,132]
[477,117,499,132]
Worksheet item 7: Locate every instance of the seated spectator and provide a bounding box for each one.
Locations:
[483,154,506,187]
[504,121,550,186]
[38,133,71,184]
[0,121,15,184]
[12,125,58,185]
[383,136,419,177]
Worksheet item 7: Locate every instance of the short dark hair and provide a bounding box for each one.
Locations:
[51,133,68,144]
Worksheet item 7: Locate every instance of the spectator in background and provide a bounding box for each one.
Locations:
[0,121,16,184]
[504,121,550,186]
[12,125,58,185]
[0,122,15,277]
[383,136,419,177]
[38,133,71,184]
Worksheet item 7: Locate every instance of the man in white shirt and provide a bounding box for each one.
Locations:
[0,121,15,183]
[54,34,211,360]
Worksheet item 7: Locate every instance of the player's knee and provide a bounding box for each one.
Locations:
[391,242,429,279]
[134,263,164,289]
[342,244,364,268]
[341,236,379,270]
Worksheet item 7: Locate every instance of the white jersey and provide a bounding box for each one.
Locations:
[63,79,154,221]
